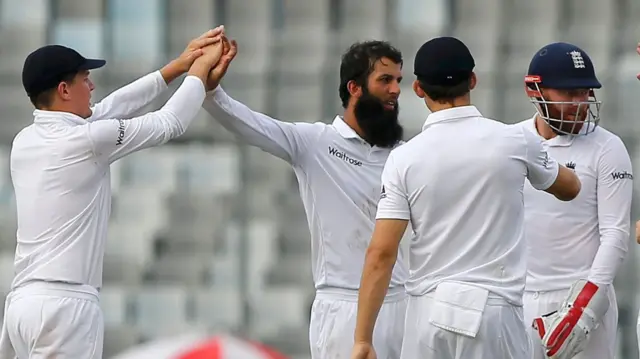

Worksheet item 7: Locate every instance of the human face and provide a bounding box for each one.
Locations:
[532,87,600,136]
[353,58,404,147]
[63,70,95,119]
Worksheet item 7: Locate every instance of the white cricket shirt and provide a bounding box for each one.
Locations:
[519,117,633,291]
[203,87,409,291]
[10,72,206,291]
[376,106,559,305]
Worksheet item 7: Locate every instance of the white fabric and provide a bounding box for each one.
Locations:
[518,117,633,291]
[376,106,559,305]
[0,282,104,359]
[202,87,410,290]
[428,282,489,338]
[9,73,205,291]
[400,292,532,359]
[524,285,617,359]
[309,288,406,359]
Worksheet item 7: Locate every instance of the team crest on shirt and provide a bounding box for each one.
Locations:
[565,161,576,171]
[380,185,387,199]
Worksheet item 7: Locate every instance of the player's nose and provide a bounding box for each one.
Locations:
[388,82,400,96]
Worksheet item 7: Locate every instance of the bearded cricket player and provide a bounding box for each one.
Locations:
[203,38,410,359]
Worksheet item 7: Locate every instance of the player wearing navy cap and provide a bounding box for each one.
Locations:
[519,42,632,359]
[0,28,225,359]
[351,37,580,359]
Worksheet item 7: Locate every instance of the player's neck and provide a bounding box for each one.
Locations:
[425,95,471,113]
[40,101,86,119]
[534,115,558,140]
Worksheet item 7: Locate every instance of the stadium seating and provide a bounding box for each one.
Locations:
[0,0,639,357]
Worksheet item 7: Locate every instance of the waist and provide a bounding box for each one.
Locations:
[525,269,590,292]
[315,286,406,303]
[418,289,513,307]
[10,280,99,303]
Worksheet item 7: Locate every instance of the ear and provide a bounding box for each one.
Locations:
[412,80,425,98]
[469,72,477,90]
[347,80,362,99]
[57,82,72,101]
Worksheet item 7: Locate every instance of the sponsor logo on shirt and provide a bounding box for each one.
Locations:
[116,119,125,146]
[328,146,362,166]
[611,171,633,180]
[380,185,387,199]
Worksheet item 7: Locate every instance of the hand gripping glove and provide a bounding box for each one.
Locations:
[531,279,609,359]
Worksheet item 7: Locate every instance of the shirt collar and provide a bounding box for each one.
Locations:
[422,105,482,131]
[332,116,362,140]
[33,109,87,126]
[529,114,575,147]
[331,115,401,151]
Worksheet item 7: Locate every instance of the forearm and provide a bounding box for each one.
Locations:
[160,60,186,85]
[588,232,628,286]
[157,75,207,136]
[354,249,395,343]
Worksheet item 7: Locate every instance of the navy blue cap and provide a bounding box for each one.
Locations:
[414,37,475,86]
[527,42,601,89]
[22,45,106,97]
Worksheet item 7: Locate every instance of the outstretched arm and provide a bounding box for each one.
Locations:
[87,39,224,163]
[90,27,224,122]
[202,37,318,164]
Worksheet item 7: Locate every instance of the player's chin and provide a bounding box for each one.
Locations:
[561,122,583,134]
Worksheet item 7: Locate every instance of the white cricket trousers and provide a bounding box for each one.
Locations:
[0,281,104,359]
[400,283,532,359]
[309,286,407,359]
[524,285,618,359]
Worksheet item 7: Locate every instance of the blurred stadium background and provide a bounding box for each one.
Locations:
[0,0,639,357]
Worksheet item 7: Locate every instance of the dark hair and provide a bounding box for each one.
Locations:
[417,76,472,103]
[29,72,78,109]
[339,41,402,108]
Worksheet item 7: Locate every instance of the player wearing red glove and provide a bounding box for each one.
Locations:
[519,42,633,359]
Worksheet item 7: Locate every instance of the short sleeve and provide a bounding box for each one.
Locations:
[522,126,559,190]
[376,153,411,220]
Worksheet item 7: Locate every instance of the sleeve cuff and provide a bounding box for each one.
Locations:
[536,162,560,191]
[151,70,169,90]
[376,210,411,221]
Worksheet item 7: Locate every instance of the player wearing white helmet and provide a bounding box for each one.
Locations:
[519,42,633,359]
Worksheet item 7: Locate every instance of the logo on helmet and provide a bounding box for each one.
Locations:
[570,51,585,69]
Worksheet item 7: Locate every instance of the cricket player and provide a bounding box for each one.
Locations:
[0,28,225,358]
[203,38,409,358]
[351,37,581,359]
[520,42,633,359]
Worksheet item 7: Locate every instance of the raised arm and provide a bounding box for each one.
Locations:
[87,41,224,163]
[203,87,319,164]
[201,37,318,164]
[89,27,224,122]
